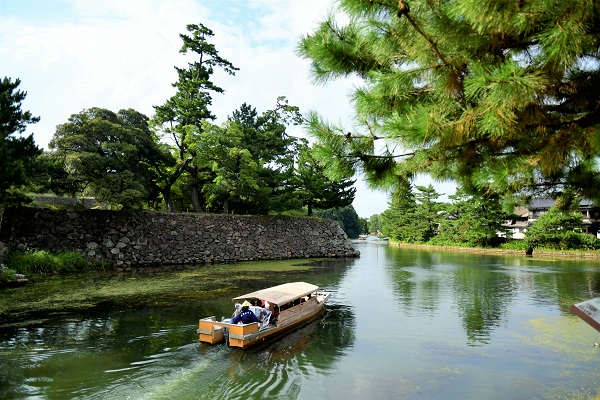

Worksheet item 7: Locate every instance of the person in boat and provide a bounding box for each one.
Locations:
[232,303,242,318]
[249,300,269,322]
[231,301,258,324]
[250,300,271,326]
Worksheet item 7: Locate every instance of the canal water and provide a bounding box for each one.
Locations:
[1,238,600,399]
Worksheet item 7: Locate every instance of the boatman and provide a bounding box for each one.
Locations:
[231,301,259,324]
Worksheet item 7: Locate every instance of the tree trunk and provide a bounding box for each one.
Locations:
[162,188,175,213]
[307,201,313,217]
[190,181,203,212]
[223,198,230,214]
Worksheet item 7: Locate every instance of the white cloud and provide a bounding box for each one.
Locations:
[1,0,393,217]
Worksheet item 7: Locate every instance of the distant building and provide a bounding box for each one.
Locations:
[504,198,600,240]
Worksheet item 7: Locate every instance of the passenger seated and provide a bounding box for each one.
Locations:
[232,303,242,318]
[249,300,269,322]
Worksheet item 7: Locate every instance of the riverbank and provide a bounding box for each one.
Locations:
[389,241,600,260]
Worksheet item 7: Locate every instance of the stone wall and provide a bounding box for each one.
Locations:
[0,208,359,267]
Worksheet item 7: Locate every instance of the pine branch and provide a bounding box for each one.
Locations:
[396,0,449,68]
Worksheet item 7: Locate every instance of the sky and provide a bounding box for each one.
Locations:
[1,0,455,217]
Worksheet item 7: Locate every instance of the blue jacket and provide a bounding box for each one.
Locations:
[231,309,258,324]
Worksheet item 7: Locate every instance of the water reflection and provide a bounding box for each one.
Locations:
[384,247,600,347]
[2,244,600,399]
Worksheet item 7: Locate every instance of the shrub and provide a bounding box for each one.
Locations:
[572,232,600,251]
[499,240,529,251]
[426,237,473,247]
[5,250,91,275]
[0,268,17,284]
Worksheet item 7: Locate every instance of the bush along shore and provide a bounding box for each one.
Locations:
[389,240,600,259]
[0,248,97,288]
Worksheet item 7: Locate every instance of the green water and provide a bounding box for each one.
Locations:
[1,239,600,399]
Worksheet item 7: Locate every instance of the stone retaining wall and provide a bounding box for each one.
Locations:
[0,208,359,267]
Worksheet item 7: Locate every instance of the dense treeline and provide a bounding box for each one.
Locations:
[366,184,600,252]
[1,24,356,225]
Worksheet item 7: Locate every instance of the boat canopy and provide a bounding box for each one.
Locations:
[232,282,319,306]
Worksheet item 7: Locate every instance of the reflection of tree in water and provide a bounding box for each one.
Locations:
[452,265,515,346]
[386,249,517,346]
[525,261,600,313]
[386,249,440,313]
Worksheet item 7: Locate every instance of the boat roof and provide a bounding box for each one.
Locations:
[232,282,319,306]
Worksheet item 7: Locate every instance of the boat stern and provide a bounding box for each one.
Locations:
[198,316,225,344]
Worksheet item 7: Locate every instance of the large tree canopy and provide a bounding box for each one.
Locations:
[298,0,600,203]
[49,108,173,210]
[0,77,42,206]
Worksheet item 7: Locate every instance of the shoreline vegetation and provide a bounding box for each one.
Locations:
[387,241,600,260]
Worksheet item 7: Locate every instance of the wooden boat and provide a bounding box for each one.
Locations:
[198,282,330,349]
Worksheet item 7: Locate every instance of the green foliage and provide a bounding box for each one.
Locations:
[0,268,17,284]
[357,217,368,235]
[0,77,43,206]
[222,98,303,214]
[367,213,383,234]
[47,108,172,210]
[524,205,600,251]
[381,180,419,242]
[434,188,508,247]
[198,121,263,213]
[499,240,529,251]
[295,140,356,216]
[298,0,600,203]
[314,205,362,238]
[381,182,442,243]
[5,250,91,275]
[153,23,239,212]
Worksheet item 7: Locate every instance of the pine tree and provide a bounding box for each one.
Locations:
[0,77,42,206]
[296,141,356,216]
[433,188,508,247]
[381,180,419,242]
[298,0,600,202]
[153,23,238,212]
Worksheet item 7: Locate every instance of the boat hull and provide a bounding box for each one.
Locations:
[199,293,329,348]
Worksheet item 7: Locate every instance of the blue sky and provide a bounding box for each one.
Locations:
[1,0,455,217]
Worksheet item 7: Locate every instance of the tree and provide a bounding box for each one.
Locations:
[194,121,264,214]
[226,98,303,214]
[298,0,600,203]
[381,181,419,242]
[0,77,42,206]
[296,140,356,216]
[432,188,508,247]
[48,108,173,210]
[357,217,369,235]
[380,182,441,242]
[314,205,362,238]
[524,202,600,251]
[367,213,382,235]
[153,23,238,212]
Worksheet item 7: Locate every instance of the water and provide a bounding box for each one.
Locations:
[2,239,600,399]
